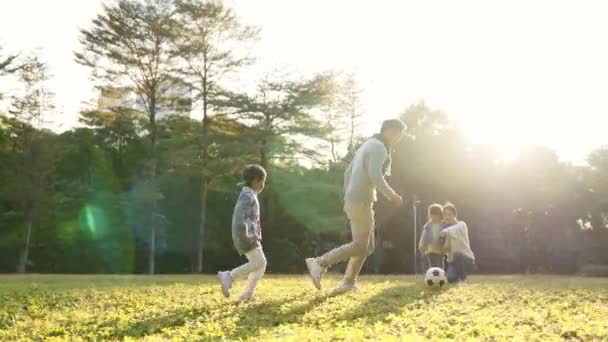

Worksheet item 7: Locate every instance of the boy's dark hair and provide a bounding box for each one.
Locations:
[443,202,458,216]
[380,119,406,133]
[243,164,266,186]
[428,204,443,218]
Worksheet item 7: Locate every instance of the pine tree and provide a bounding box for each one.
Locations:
[1,56,56,273]
[75,0,178,274]
[171,0,259,272]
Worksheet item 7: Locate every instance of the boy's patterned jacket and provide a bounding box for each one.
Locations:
[232,187,262,255]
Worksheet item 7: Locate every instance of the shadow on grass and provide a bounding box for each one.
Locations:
[104,305,209,339]
[335,282,443,325]
[227,293,330,340]
[228,283,444,340]
[105,292,329,340]
[92,282,443,340]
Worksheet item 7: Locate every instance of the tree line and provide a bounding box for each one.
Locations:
[1,0,608,275]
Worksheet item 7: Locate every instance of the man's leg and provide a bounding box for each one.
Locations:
[318,204,373,268]
[307,202,373,290]
[342,217,374,284]
[329,204,374,296]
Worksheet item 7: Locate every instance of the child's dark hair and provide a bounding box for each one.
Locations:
[427,204,443,223]
[242,164,267,186]
[443,202,458,217]
[380,119,406,133]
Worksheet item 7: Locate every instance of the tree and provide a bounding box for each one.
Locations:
[320,72,367,164]
[75,0,178,274]
[225,73,334,170]
[157,115,257,271]
[337,73,365,159]
[0,45,21,89]
[170,0,259,272]
[1,56,56,273]
[79,108,147,183]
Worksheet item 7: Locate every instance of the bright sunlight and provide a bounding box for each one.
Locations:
[2,0,608,164]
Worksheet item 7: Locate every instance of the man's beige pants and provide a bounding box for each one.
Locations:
[319,202,375,284]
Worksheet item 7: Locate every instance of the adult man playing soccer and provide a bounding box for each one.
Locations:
[306,119,406,296]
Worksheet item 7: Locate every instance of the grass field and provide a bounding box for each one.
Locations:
[1,275,607,341]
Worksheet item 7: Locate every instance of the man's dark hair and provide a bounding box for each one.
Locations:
[380,119,406,133]
[443,202,458,217]
[242,164,267,186]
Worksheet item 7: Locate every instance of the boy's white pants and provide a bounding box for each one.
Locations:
[230,247,267,296]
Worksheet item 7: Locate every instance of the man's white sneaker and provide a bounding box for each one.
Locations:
[218,271,232,298]
[305,258,325,290]
[329,282,359,297]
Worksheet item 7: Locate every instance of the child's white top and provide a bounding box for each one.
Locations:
[441,221,475,263]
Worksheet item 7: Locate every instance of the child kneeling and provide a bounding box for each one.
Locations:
[218,165,267,302]
[439,203,475,284]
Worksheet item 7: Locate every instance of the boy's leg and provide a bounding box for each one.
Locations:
[425,255,432,270]
[447,254,473,283]
[446,258,462,284]
[231,247,263,280]
[427,253,443,268]
[239,248,267,300]
[460,257,475,282]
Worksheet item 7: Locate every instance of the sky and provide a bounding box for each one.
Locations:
[1,0,608,164]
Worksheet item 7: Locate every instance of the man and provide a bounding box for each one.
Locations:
[306,119,406,296]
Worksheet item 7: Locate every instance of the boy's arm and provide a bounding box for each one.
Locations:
[366,142,399,202]
[439,221,466,238]
[442,233,451,253]
[236,193,259,243]
[418,225,427,252]
[255,218,262,241]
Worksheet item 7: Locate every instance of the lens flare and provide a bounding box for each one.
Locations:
[79,205,107,237]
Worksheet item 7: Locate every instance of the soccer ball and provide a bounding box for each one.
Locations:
[424,267,447,288]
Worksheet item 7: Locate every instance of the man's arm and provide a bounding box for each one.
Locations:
[343,161,353,196]
[366,142,400,202]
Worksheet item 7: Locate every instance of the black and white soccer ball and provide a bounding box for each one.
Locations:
[424,267,447,288]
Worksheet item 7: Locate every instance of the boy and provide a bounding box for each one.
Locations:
[218,164,267,302]
[418,204,447,269]
[439,203,475,284]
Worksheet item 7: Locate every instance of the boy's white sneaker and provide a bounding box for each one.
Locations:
[305,257,325,290]
[329,281,359,297]
[218,271,232,298]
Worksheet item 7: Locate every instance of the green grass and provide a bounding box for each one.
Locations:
[1,275,607,341]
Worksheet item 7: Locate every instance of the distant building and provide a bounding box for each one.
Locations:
[98,83,192,119]
[135,82,193,120]
[98,86,135,111]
